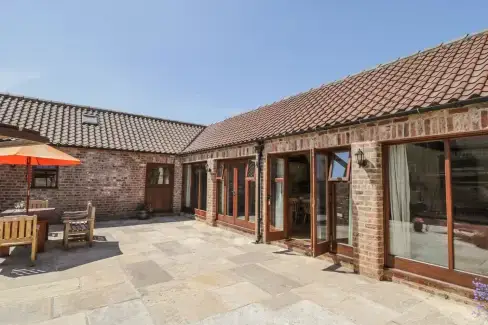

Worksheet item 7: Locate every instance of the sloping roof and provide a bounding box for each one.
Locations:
[0,94,204,154]
[184,31,488,153]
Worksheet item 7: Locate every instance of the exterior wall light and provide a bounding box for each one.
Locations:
[355,148,367,167]
[205,162,212,173]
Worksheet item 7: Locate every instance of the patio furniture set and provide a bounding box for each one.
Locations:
[0,137,89,264]
[0,200,96,265]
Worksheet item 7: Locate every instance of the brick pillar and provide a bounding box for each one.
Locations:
[173,157,182,213]
[206,158,217,226]
[351,141,385,280]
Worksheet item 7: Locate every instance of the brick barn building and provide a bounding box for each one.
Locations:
[2,31,488,297]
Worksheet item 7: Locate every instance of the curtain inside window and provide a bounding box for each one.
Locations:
[389,144,411,258]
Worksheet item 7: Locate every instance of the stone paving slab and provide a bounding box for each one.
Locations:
[0,215,483,325]
[231,263,302,295]
[87,299,154,325]
[123,260,173,288]
[52,282,139,317]
[209,282,272,310]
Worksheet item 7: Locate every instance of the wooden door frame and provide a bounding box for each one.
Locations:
[265,153,289,242]
[312,151,332,256]
[216,159,256,231]
[313,147,353,257]
[145,163,174,212]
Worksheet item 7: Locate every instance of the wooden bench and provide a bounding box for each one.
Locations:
[0,215,38,264]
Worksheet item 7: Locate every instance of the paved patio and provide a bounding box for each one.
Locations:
[0,216,485,325]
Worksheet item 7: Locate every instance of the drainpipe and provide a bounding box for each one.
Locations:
[254,141,265,244]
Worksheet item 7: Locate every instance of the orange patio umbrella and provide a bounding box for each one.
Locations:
[0,141,81,213]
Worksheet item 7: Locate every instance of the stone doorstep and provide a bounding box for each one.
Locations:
[272,240,312,256]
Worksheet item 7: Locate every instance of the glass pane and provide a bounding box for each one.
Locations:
[218,181,224,215]
[201,169,207,211]
[388,142,448,267]
[247,160,256,178]
[191,167,199,209]
[330,151,349,179]
[248,181,256,223]
[217,164,224,178]
[334,182,351,246]
[149,167,167,185]
[237,163,246,220]
[271,181,284,230]
[273,158,285,178]
[315,154,327,242]
[227,168,234,216]
[184,165,191,208]
[163,167,170,184]
[451,135,488,276]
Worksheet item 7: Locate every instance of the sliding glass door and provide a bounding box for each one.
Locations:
[386,135,488,288]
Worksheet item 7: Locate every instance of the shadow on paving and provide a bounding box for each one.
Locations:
[0,239,122,278]
[272,249,301,256]
[322,263,352,274]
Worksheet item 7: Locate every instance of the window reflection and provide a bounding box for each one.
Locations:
[334,182,352,246]
[248,181,256,223]
[451,136,488,276]
[315,154,327,242]
[389,141,448,267]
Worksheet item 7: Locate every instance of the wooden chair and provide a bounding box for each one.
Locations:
[302,199,311,225]
[62,202,96,249]
[29,200,48,209]
[289,198,300,225]
[0,215,38,265]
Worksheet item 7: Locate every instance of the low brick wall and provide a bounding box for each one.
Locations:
[0,147,181,219]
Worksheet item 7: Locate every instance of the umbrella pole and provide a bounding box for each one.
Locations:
[26,157,31,214]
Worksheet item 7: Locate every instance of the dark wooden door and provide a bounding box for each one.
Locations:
[145,163,174,212]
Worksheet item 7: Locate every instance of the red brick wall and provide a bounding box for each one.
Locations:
[0,147,181,219]
[181,103,488,282]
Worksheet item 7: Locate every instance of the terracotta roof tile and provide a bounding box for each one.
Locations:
[0,93,204,154]
[185,31,488,153]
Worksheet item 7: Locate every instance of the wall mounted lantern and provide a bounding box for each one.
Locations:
[205,162,212,173]
[355,148,367,167]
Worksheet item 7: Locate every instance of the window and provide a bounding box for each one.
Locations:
[388,141,448,267]
[329,151,350,180]
[148,166,170,185]
[32,166,58,188]
[387,135,488,285]
[183,164,207,213]
[217,160,256,228]
[450,136,488,276]
[183,165,192,208]
[82,113,98,125]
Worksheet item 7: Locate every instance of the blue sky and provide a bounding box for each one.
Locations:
[1,1,487,125]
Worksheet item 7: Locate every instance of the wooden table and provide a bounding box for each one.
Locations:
[0,208,57,255]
